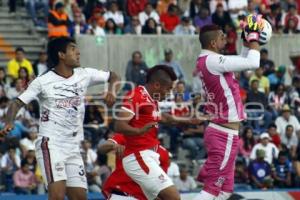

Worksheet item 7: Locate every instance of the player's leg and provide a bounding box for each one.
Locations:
[193,125,239,200]
[66,187,87,200]
[123,150,180,200]
[216,133,239,200]
[157,185,180,200]
[65,152,88,200]
[35,136,68,200]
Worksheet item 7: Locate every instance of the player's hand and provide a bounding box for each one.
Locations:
[113,143,125,158]
[0,123,14,138]
[138,122,158,135]
[103,91,116,107]
[243,14,264,42]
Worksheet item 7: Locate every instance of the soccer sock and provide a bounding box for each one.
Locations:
[215,191,232,200]
[192,190,216,200]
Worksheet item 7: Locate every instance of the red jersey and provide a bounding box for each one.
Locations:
[121,86,161,155]
[102,133,170,199]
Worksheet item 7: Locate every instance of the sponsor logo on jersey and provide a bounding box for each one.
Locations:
[215,177,225,188]
[55,96,81,108]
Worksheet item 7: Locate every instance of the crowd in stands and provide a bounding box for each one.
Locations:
[2,0,300,196]
[5,0,300,36]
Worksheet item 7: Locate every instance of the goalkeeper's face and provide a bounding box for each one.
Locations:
[214,30,227,52]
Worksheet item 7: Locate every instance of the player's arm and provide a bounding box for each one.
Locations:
[114,110,157,136]
[160,112,208,125]
[105,71,121,107]
[98,139,125,158]
[1,79,41,137]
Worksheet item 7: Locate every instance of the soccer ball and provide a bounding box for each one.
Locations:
[259,19,272,45]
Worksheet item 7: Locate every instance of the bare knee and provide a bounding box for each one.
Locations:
[48,181,66,200]
[158,186,181,200]
[48,191,65,200]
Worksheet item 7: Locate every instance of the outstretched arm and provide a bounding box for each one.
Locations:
[1,99,25,136]
[104,71,121,107]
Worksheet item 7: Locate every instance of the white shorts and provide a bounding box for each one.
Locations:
[109,194,138,200]
[122,149,173,200]
[35,136,87,189]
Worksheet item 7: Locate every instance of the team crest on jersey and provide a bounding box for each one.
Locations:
[215,177,225,187]
[158,174,167,183]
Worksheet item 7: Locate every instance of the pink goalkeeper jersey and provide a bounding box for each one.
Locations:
[195,47,260,124]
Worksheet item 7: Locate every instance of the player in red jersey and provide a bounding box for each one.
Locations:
[114,65,206,200]
[99,133,170,200]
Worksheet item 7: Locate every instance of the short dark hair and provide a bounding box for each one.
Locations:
[146,65,177,84]
[251,79,259,85]
[260,48,268,54]
[177,80,185,86]
[286,124,294,130]
[268,123,277,129]
[21,159,28,168]
[199,25,221,48]
[132,51,142,59]
[15,47,25,53]
[47,37,76,67]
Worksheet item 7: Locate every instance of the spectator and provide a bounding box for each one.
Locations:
[48,2,71,39]
[281,125,298,158]
[0,68,9,96]
[156,0,177,15]
[32,51,48,77]
[92,153,111,187]
[224,23,237,55]
[250,133,279,164]
[88,8,106,28]
[260,48,275,76]
[249,149,273,189]
[288,76,300,115]
[194,7,212,32]
[283,18,300,34]
[174,166,197,192]
[124,16,142,34]
[281,4,300,33]
[234,160,251,190]
[238,127,256,163]
[104,1,124,29]
[267,123,281,148]
[0,96,9,119]
[125,51,148,89]
[268,84,288,118]
[139,3,160,26]
[6,79,25,100]
[210,0,228,14]
[1,147,21,192]
[275,104,300,136]
[22,150,37,173]
[13,160,36,194]
[186,0,208,19]
[268,65,286,93]
[127,0,148,17]
[159,48,185,80]
[142,18,159,34]
[69,13,89,37]
[160,4,180,33]
[181,101,206,160]
[246,80,272,133]
[265,3,282,33]
[173,16,196,35]
[227,0,248,20]
[89,18,106,36]
[211,3,232,31]
[175,81,190,101]
[167,154,180,181]
[249,67,270,94]
[81,139,97,166]
[7,47,33,80]
[104,18,122,35]
[18,67,30,90]
[26,0,48,28]
[273,151,292,188]
[8,0,16,14]
[20,126,38,155]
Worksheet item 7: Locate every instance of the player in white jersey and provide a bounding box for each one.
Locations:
[0,37,120,200]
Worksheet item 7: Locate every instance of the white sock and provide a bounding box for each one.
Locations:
[192,190,216,200]
[215,191,231,200]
